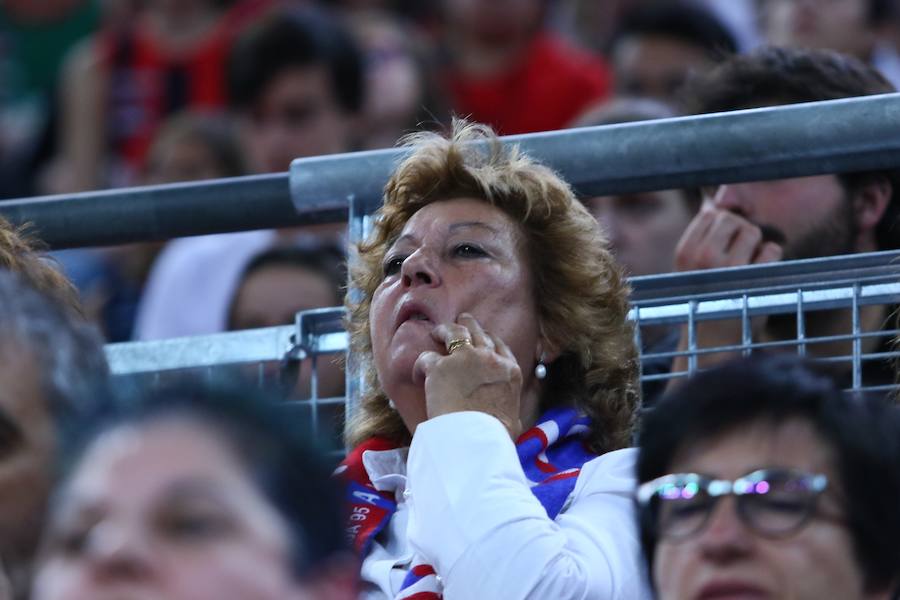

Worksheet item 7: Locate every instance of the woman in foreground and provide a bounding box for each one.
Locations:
[32,385,356,600]
[340,119,649,599]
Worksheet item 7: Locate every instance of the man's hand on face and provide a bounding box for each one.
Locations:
[668,207,784,384]
[675,206,783,272]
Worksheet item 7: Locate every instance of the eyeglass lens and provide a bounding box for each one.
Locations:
[653,470,822,540]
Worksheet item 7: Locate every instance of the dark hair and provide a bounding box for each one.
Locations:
[869,0,898,25]
[760,0,896,26]
[227,244,347,329]
[145,111,247,179]
[611,0,738,60]
[60,381,347,577]
[868,0,897,23]
[679,46,900,250]
[636,355,900,595]
[0,270,109,428]
[227,7,365,114]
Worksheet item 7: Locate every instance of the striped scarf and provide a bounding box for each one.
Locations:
[339,408,596,599]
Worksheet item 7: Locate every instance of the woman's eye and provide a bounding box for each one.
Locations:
[383,256,404,276]
[50,527,91,556]
[700,184,720,200]
[668,499,709,520]
[160,512,230,541]
[756,495,807,515]
[453,243,486,258]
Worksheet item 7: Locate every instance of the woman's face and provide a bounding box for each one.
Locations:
[369,198,542,432]
[33,420,312,600]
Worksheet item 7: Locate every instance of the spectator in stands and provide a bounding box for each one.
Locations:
[143,111,248,185]
[32,383,355,600]
[228,6,364,173]
[57,111,248,342]
[571,98,700,403]
[345,10,448,149]
[228,246,345,331]
[761,0,900,88]
[227,245,347,400]
[339,119,647,598]
[440,0,613,134]
[670,47,899,386]
[572,98,698,278]
[636,355,900,599]
[134,6,364,341]
[0,0,100,199]
[608,0,738,103]
[0,270,109,600]
[551,0,640,54]
[51,0,270,192]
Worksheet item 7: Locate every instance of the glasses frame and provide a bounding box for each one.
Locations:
[636,468,829,541]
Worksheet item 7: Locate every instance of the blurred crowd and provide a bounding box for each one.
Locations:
[1,1,900,598]
[1,0,900,349]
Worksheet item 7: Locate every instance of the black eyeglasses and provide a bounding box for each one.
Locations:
[636,468,830,540]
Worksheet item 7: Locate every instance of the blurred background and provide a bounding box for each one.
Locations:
[2,0,898,344]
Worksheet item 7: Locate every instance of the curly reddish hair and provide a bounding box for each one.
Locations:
[346,120,640,453]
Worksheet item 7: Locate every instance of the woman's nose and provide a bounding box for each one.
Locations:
[697,498,754,562]
[400,248,441,288]
[85,521,155,583]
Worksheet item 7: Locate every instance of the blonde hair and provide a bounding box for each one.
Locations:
[346,120,640,453]
[0,217,83,319]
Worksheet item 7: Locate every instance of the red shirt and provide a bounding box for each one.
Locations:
[447,33,613,135]
[99,0,271,179]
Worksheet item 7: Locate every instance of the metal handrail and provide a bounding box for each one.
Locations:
[106,250,900,375]
[5,94,900,248]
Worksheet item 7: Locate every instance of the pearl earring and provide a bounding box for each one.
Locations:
[534,361,547,380]
[388,399,396,410]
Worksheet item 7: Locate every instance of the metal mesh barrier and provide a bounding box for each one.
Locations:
[630,250,900,401]
[107,311,349,455]
[107,249,900,452]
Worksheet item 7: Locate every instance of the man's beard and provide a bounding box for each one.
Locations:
[771,195,857,261]
[766,195,857,337]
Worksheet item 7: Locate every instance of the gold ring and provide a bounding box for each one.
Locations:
[447,338,473,354]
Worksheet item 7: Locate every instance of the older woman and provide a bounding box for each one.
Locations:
[339,120,648,599]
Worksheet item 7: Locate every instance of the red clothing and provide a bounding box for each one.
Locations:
[99,0,270,182]
[447,33,612,135]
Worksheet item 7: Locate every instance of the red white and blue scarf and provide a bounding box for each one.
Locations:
[339,408,596,599]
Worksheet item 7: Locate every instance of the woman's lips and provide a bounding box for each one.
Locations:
[696,581,769,600]
[397,315,433,332]
[394,300,436,331]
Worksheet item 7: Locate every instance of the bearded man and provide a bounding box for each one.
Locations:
[669,46,898,387]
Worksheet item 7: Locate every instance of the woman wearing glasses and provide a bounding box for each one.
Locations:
[635,355,900,600]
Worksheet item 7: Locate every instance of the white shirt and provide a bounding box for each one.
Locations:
[358,411,651,600]
[134,231,276,340]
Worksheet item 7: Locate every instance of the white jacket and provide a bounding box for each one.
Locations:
[359,411,651,599]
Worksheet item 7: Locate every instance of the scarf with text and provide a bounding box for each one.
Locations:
[338,408,595,599]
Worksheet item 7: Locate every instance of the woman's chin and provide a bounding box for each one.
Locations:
[380,356,423,395]
[388,340,441,377]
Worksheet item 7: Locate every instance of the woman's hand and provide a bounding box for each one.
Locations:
[413,313,523,438]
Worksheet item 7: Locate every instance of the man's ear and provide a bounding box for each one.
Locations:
[852,176,891,237]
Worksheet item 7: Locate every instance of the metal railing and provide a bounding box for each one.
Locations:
[4,94,900,247]
[630,251,900,395]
